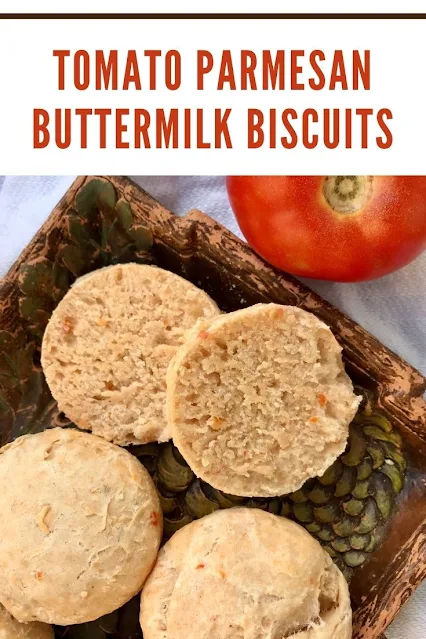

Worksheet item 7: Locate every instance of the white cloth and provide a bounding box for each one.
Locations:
[0,175,425,638]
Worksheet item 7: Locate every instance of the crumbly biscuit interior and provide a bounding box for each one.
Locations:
[42,265,218,444]
[171,305,360,496]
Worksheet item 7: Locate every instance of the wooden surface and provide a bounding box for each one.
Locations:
[1,174,426,638]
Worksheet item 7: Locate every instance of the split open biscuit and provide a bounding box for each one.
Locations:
[140,508,352,638]
[41,264,219,444]
[0,428,162,625]
[168,304,360,497]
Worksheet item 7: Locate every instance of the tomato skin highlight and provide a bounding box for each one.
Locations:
[226,176,426,282]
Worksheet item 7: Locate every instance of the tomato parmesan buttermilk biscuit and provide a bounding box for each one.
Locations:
[0,429,162,625]
[168,304,360,497]
[41,264,219,445]
[140,508,352,639]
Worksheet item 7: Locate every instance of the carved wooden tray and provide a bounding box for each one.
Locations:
[1,175,426,639]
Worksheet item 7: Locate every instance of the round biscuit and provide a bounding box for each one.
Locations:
[140,508,352,639]
[41,264,219,444]
[0,428,162,625]
[168,304,360,497]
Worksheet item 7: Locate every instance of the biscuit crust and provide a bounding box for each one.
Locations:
[0,428,162,625]
[140,508,352,639]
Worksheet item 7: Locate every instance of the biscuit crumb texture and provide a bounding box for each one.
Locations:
[140,508,352,639]
[168,304,360,497]
[41,264,219,445]
[0,604,54,639]
[0,428,162,625]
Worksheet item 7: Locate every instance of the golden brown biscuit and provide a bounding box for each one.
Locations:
[0,428,162,625]
[140,508,352,639]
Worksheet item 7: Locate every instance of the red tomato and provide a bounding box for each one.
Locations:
[226,176,426,282]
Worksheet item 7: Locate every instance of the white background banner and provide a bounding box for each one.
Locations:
[0,16,425,174]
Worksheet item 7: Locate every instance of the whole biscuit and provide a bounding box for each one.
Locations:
[41,264,219,444]
[140,508,352,639]
[0,428,162,625]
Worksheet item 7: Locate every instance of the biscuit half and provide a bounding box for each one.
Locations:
[41,264,219,445]
[168,304,360,497]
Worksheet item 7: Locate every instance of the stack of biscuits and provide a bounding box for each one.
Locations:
[0,264,360,638]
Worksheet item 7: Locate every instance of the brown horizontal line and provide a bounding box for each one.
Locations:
[0,13,425,19]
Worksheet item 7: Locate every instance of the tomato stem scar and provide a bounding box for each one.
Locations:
[323,176,374,214]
